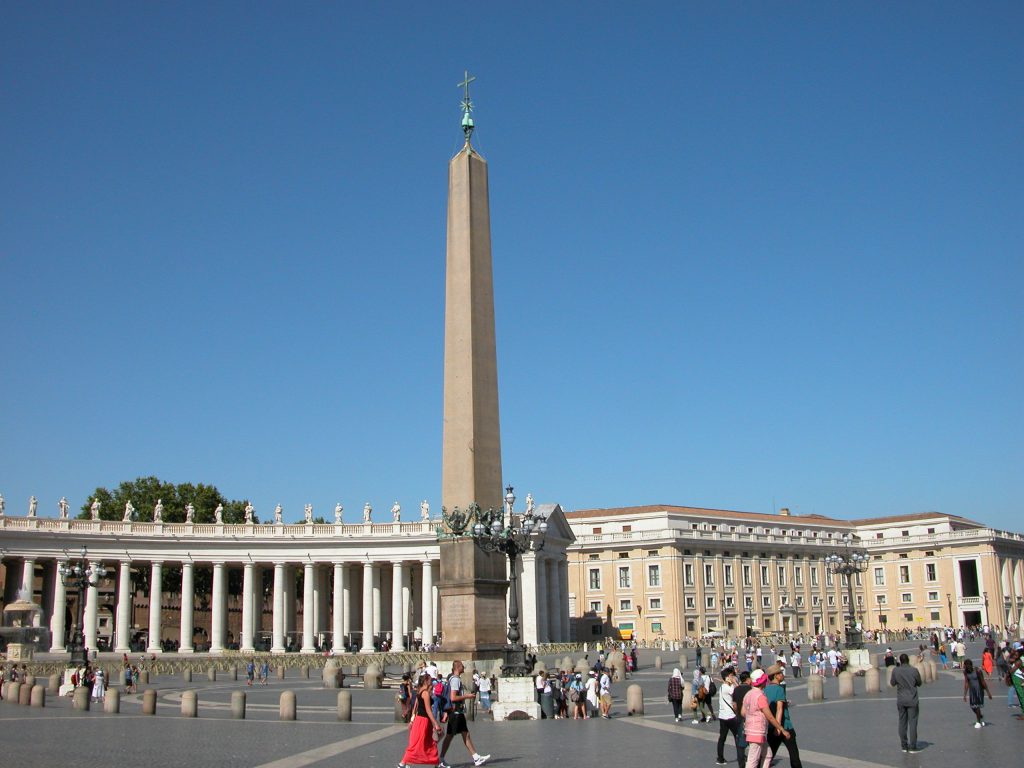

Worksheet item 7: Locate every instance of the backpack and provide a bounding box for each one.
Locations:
[708,679,718,698]
[431,674,455,720]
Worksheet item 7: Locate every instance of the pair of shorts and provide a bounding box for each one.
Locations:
[446,710,469,735]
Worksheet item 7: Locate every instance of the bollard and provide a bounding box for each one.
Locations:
[104,688,120,714]
[47,673,60,694]
[279,690,297,721]
[30,685,45,708]
[337,690,352,721]
[142,689,157,715]
[181,690,198,717]
[231,666,238,681]
[231,690,246,719]
[323,662,341,689]
[183,669,192,682]
[207,667,217,682]
[574,658,589,674]
[24,674,36,688]
[678,654,688,671]
[72,686,90,711]
[864,667,880,694]
[349,663,359,678]
[1,682,8,701]
[394,694,406,722]
[277,665,286,680]
[888,665,896,686]
[626,683,644,716]
[300,665,309,679]
[655,655,662,670]
[807,675,824,701]
[140,670,150,685]
[19,683,32,706]
[363,664,381,690]
[838,671,854,698]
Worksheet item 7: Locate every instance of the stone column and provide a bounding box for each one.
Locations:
[547,558,561,642]
[391,562,405,651]
[559,558,570,642]
[360,561,375,652]
[271,563,286,654]
[314,566,327,637]
[241,562,255,652]
[520,551,540,645]
[283,565,295,644]
[251,565,263,642]
[49,562,67,653]
[84,566,100,653]
[301,562,316,653]
[40,561,55,626]
[114,561,132,654]
[401,566,412,647]
[372,565,382,638]
[146,561,162,653]
[211,562,226,653]
[332,562,345,652]
[180,561,195,653]
[21,558,36,600]
[432,563,440,635]
[342,564,352,644]
[538,555,551,643]
[421,559,433,646]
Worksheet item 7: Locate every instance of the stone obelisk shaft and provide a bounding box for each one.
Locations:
[438,145,508,653]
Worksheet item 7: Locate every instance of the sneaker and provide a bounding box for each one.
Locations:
[908,748,921,754]
[439,762,451,768]
[692,718,700,724]
[473,755,490,767]
[716,760,728,765]
[974,722,982,729]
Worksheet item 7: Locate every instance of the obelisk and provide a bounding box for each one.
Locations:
[437,73,508,653]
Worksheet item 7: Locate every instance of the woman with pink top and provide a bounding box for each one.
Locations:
[740,669,790,768]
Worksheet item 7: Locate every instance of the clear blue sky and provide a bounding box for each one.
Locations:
[2,3,1020,529]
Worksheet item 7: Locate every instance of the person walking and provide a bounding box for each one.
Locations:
[397,672,443,768]
[668,668,684,722]
[437,660,490,768]
[569,673,587,720]
[693,666,714,723]
[765,664,802,768]
[962,658,992,728]
[740,669,789,768]
[715,667,744,767]
[599,668,613,718]
[890,653,923,753]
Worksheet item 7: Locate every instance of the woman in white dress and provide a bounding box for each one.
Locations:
[91,667,106,702]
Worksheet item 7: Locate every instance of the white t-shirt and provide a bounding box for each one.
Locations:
[718,681,738,720]
[536,673,545,691]
[477,676,491,693]
[449,674,464,708]
[600,672,611,695]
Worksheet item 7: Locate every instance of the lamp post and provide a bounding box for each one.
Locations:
[876,594,885,630]
[825,533,868,649]
[442,485,548,676]
[983,591,989,626]
[58,547,108,667]
[946,592,953,627]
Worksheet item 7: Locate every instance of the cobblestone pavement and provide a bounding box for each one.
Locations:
[2,639,1021,767]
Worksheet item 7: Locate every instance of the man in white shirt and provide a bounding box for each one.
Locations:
[827,648,839,677]
[599,670,612,718]
[437,660,490,768]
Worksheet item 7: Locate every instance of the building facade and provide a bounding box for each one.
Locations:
[564,505,1024,642]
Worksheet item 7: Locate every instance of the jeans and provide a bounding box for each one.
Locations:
[897,704,919,749]
[744,741,772,768]
[717,717,744,766]
[767,728,802,768]
[670,698,682,719]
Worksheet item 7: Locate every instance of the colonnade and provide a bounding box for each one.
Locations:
[517,551,570,645]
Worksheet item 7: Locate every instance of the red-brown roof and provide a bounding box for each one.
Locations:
[847,511,982,527]
[564,504,852,527]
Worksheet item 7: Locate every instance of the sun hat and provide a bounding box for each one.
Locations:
[750,669,768,687]
[765,664,784,677]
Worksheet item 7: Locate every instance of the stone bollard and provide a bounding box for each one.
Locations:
[682,687,693,712]
[30,685,46,708]
[104,688,120,714]
[363,664,382,690]
[807,675,824,701]
[277,666,285,680]
[678,654,688,671]
[207,667,217,682]
[864,667,880,694]
[394,694,406,722]
[142,689,157,715]
[48,673,60,694]
[626,683,644,716]
[231,690,246,719]
[838,671,855,698]
[231,666,238,681]
[323,662,341,689]
[349,663,359,678]
[72,686,90,711]
[183,669,192,682]
[574,658,589,674]
[280,690,297,721]
[655,655,662,670]
[140,669,149,685]
[337,690,352,721]
[181,690,198,718]
[6,682,19,705]
[24,674,36,688]
[300,665,309,680]
[1,682,8,701]
[19,683,32,706]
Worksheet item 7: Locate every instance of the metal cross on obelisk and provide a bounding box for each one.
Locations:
[458,70,476,143]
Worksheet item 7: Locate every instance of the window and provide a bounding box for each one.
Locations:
[810,568,819,586]
[685,596,696,609]
[618,567,631,588]
[874,567,885,586]
[706,596,716,609]
[724,564,734,586]
[651,621,662,633]
[777,566,787,586]
[901,593,913,604]
[622,525,632,533]
[929,611,940,621]
[647,550,658,557]
[725,596,735,608]
[744,596,753,608]
[762,595,772,608]
[842,595,849,606]
[684,564,694,586]
[618,552,629,559]
[761,565,770,586]
[796,595,805,607]
[588,553,599,560]
[925,563,936,582]
[704,563,715,586]
[826,570,834,587]
[588,569,601,590]
[827,595,835,606]
[649,597,662,610]
[811,595,820,606]
[904,612,914,622]
[592,527,602,534]
[877,595,888,604]
[795,567,803,586]
[591,625,602,636]
[619,599,632,611]
[589,600,602,613]
[875,532,883,539]
[899,565,911,584]
[687,620,695,632]
[927,591,939,602]
[707,618,718,629]
[743,565,752,586]
[901,530,909,537]
[648,564,661,587]
[927,528,935,534]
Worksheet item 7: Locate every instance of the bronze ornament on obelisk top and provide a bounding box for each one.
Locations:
[437,73,509,654]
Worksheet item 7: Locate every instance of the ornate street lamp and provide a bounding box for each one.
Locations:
[825,533,868,649]
[983,591,989,626]
[946,592,954,627]
[58,547,108,666]
[441,485,548,676]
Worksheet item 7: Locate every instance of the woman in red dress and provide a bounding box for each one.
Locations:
[398,673,443,768]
